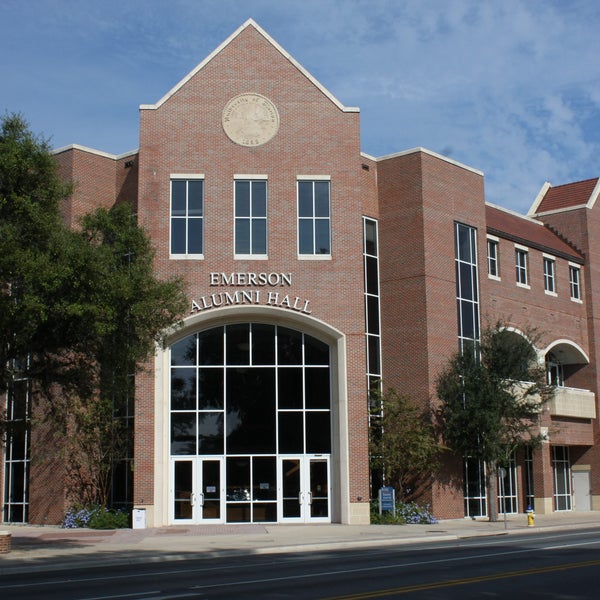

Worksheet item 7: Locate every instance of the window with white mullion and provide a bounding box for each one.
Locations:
[515,248,528,286]
[363,217,381,398]
[235,180,267,256]
[487,238,499,278]
[455,222,480,356]
[3,363,31,523]
[170,178,204,257]
[298,180,331,256]
[552,446,572,511]
[569,264,582,301]
[543,256,556,294]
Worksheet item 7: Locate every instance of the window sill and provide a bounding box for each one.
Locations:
[170,254,204,260]
[234,254,268,260]
[298,254,332,261]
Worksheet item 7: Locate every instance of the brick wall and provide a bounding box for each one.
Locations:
[28,415,67,525]
[54,147,120,228]
[541,206,600,499]
[376,149,486,516]
[0,531,11,553]
[135,24,371,515]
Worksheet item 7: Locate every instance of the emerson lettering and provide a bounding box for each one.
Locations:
[210,272,292,287]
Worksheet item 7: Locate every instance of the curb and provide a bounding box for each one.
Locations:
[3,522,600,576]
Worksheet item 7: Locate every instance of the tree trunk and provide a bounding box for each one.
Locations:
[486,461,499,522]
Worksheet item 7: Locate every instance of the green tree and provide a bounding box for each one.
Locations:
[436,322,553,521]
[0,113,187,507]
[52,202,188,506]
[369,387,440,502]
[0,113,82,395]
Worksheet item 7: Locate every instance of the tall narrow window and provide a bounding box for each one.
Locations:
[455,222,480,355]
[543,256,556,294]
[569,265,581,301]
[298,179,331,256]
[111,368,134,511]
[364,217,383,498]
[464,458,486,518]
[3,362,31,523]
[497,455,518,514]
[515,247,528,286]
[552,446,572,511]
[455,223,484,518]
[524,447,535,511]
[235,179,267,257]
[171,177,204,256]
[363,218,381,395]
[487,238,499,279]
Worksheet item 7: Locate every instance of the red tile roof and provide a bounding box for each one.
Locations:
[535,178,599,213]
[486,204,584,263]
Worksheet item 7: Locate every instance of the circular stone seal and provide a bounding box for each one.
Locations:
[222,93,280,147]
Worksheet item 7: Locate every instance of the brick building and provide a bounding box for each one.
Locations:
[3,19,599,525]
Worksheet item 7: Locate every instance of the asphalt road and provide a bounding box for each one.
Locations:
[2,527,600,599]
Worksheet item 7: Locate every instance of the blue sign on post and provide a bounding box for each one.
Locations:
[379,486,395,515]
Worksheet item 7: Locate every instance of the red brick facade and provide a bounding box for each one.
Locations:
[3,20,600,525]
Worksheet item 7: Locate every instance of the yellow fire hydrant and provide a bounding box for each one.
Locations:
[526,505,535,527]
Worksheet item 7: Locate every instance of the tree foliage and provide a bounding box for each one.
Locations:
[56,202,188,506]
[436,321,554,520]
[369,387,440,501]
[0,113,79,394]
[0,113,188,506]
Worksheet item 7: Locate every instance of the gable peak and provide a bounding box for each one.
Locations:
[140,19,358,113]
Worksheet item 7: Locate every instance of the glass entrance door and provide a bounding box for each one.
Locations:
[279,456,330,522]
[172,458,224,523]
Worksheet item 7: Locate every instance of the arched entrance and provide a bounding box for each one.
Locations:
[165,319,339,524]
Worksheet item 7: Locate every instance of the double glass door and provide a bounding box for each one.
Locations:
[171,455,330,523]
[172,458,224,523]
[280,456,330,522]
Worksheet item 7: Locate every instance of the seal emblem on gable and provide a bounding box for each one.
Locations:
[222,93,280,147]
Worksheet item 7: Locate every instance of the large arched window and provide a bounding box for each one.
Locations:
[169,323,332,523]
[170,323,331,457]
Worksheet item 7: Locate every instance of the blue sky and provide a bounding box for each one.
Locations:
[1,0,599,213]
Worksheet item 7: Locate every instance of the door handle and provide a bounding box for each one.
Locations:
[190,492,195,507]
[198,492,205,507]
[298,492,303,505]
[307,491,313,505]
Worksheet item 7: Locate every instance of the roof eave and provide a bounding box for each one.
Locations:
[375,147,483,177]
[52,144,139,160]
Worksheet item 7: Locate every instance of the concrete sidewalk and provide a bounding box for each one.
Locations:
[1,511,599,575]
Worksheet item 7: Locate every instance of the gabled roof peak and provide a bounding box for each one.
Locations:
[529,177,600,216]
[140,19,359,113]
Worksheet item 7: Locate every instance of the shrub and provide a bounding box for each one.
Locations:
[370,500,438,525]
[88,507,129,529]
[62,505,129,529]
